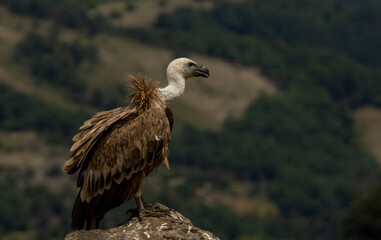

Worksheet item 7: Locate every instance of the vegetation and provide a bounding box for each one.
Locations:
[0,0,110,34]
[14,27,98,94]
[129,0,381,107]
[0,166,73,240]
[13,26,125,109]
[170,91,380,239]
[212,0,381,67]
[0,82,89,143]
[344,186,381,239]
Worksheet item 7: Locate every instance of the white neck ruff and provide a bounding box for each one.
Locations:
[159,71,186,103]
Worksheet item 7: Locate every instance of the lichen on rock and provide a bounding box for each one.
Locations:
[64,203,220,240]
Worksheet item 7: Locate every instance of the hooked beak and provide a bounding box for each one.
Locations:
[194,65,210,78]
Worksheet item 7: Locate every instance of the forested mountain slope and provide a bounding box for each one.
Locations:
[0,0,380,240]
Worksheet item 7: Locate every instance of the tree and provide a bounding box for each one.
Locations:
[344,185,381,240]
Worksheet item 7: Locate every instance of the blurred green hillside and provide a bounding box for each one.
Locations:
[0,0,380,240]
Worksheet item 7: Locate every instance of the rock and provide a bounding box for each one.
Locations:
[64,203,220,240]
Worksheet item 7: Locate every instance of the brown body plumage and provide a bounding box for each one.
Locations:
[63,58,209,231]
[64,76,173,230]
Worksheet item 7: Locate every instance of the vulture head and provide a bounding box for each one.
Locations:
[160,57,209,103]
[167,57,210,79]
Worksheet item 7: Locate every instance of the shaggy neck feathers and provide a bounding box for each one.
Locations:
[128,75,164,111]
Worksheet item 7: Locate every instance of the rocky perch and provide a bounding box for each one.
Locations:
[64,203,220,240]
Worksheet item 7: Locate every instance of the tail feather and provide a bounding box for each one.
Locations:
[71,190,102,230]
[71,192,87,230]
[70,172,146,230]
[70,177,137,230]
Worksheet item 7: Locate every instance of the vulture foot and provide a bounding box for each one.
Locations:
[127,203,172,221]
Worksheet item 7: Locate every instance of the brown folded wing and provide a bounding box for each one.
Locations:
[63,106,136,175]
[64,107,171,203]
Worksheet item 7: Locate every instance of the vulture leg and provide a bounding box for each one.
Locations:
[134,191,145,213]
[127,178,163,220]
[133,196,166,220]
[134,173,146,213]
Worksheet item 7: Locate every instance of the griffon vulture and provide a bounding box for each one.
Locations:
[63,58,210,230]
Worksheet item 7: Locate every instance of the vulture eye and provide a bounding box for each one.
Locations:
[187,62,196,68]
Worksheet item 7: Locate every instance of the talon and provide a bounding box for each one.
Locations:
[137,209,162,220]
[143,203,153,209]
[132,193,163,220]
[127,205,158,220]
[126,207,138,217]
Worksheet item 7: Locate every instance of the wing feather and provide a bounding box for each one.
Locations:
[64,107,137,174]
[76,107,171,203]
